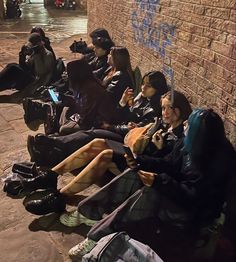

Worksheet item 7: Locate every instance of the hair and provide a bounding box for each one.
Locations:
[28,33,42,46]
[161,90,192,121]
[67,57,95,91]
[184,108,232,166]
[142,71,168,95]
[30,27,46,38]
[110,46,134,86]
[89,28,112,41]
[92,37,114,52]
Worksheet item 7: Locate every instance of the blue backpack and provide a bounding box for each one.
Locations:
[82,232,163,262]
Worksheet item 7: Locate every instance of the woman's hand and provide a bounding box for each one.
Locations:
[125,154,138,170]
[127,122,138,130]
[138,170,156,187]
[119,87,134,107]
[152,129,164,150]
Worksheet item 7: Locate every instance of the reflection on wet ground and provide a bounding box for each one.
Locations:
[0,3,87,42]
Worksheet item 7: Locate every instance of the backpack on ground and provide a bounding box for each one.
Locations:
[82,232,163,262]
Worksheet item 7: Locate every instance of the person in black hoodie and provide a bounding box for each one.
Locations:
[56,108,235,261]
[26,71,168,166]
[54,57,115,135]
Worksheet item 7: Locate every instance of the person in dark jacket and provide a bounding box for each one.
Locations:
[55,58,115,135]
[102,46,135,106]
[0,33,55,97]
[26,71,168,166]
[30,26,56,60]
[84,28,115,64]
[50,108,235,261]
[88,37,114,80]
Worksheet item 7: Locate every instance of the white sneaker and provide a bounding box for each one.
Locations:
[68,238,96,259]
[59,210,98,227]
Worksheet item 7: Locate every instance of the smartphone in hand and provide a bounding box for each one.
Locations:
[123,145,139,171]
[48,89,60,104]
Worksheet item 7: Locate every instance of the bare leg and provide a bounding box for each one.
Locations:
[60,149,120,195]
[52,138,109,175]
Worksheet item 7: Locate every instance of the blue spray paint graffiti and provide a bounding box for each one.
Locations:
[131,0,175,85]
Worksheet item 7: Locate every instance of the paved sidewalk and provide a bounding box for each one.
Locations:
[0,4,94,262]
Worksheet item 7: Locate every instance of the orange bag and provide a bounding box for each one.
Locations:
[124,123,153,154]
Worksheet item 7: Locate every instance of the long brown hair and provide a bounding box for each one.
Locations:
[110,46,134,87]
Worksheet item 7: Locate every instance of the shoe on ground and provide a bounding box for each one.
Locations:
[21,169,58,192]
[25,189,65,215]
[68,238,97,259]
[23,98,48,125]
[59,210,98,227]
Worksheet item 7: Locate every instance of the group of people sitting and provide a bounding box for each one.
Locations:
[1,27,235,261]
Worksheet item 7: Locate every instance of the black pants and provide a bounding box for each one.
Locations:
[32,129,124,166]
[0,63,34,91]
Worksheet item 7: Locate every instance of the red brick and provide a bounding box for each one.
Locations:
[201,0,236,8]
[211,41,232,57]
[190,35,212,48]
[206,7,230,19]
[223,21,236,35]
[230,9,236,21]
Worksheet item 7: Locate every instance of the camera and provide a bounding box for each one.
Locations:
[21,45,33,56]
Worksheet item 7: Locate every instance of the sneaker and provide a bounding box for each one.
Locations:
[68,238,96,259]
[59,210,98,227]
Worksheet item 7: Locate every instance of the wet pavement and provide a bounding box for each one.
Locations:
[0,3,95,262]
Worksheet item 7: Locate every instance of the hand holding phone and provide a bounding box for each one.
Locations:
[48,89,60,104]
[123,145,139,171]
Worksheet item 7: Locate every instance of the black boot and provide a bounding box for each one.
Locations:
[21,169,58,192]
[12,162,38,178]
[23,98,49,125]
[25,190,66,215]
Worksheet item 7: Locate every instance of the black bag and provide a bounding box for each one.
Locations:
[69,39,88,54]
[2,174,24,196]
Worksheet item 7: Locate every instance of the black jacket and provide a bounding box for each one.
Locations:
[105,71,134,106]
[108,93,162,136]
[89,55,110,80]
[137,138,236,228]
[62,79,115,129]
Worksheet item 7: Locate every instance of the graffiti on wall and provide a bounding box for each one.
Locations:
[131,0,175,84]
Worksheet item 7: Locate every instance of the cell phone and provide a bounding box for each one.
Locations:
[48,89,60,103]
[123,145,139,171]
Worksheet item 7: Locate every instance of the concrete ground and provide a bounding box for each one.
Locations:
[0,3,95,262]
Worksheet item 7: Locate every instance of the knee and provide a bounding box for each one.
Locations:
[98,149,113,161]
[89,138,106,148]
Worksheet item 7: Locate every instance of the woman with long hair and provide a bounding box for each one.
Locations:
[103,46,135,105]
[63,108,235,261]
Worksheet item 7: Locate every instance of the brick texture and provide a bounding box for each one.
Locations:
[87,0,236,146]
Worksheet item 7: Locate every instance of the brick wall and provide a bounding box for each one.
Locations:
[87,0,236,146]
